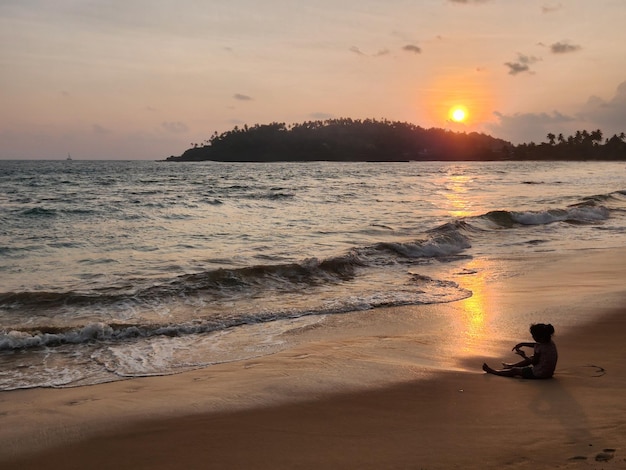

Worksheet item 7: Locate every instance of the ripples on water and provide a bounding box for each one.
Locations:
[1,160,625,389]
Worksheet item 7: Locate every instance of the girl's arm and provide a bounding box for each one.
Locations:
[512,342,537,361]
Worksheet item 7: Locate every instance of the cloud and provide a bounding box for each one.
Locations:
[542,3,562,13]
[233,93,253,101]
[309,112,334,120]
[161,121,188,134]
[519,54,540,64]
[402,44,422,54]
[550,41,582,54]
[350,46,392,57]
[350,46,365,56]
[504,53,540,75]
[579,80,626,131]
[487,80,626,143]
[486,111,574,144]
[92,124,111,135]
[504,62,529,75]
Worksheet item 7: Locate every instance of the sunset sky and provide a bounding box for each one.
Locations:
[1,0,626,159]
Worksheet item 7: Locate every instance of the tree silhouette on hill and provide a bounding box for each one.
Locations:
[166,119,626,162]
[512,129,626,160]
[167,118,511,162]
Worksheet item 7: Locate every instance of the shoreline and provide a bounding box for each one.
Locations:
[1,248,626,468]
[2,305,625,469]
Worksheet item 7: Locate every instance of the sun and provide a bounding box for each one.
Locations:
[452,108,466,122]
[449,106,468,123]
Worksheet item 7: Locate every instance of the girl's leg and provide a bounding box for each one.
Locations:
[483,363,523,377]
[502,359,530,369]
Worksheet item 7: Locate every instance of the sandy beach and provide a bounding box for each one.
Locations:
[1,249,625,469]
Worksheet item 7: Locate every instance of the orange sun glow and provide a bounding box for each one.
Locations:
[449,106,468,123]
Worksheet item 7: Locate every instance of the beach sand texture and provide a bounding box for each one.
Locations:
[1,248,625,469]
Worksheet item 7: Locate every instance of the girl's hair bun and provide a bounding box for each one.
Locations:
[530,323,555,340]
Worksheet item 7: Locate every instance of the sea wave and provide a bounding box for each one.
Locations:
[477,201,611,228]
[0,226,469,316]
[2,188,623,354]
[0,223,475,351]
[0,271,470,352]
[20,207,58,217]
[373,229,471,259]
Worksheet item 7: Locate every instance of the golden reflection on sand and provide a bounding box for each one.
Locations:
[454,260,499,355]
[442,170,491,338]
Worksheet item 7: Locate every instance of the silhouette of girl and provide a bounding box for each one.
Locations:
[483,323,558,379]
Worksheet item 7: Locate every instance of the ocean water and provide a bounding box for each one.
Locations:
[1,159,625,390]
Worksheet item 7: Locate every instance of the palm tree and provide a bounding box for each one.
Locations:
[590,129,603,146]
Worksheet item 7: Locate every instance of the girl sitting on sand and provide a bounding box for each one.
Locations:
[482,323,558,379]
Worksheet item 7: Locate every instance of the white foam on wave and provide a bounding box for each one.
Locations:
[0,322,115,351]
[0,268,473,390]
[0,345,116,391]
[567,205,610,221]
[0,316,327,390]
[374,231,471,260]
[512,205,609,225]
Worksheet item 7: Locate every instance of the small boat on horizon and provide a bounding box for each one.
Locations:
[66,153,72,161]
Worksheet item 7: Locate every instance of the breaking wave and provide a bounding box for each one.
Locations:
[0,189,622,356]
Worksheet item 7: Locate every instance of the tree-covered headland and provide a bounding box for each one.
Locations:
[512,129,626,160]
[166,118,626,162]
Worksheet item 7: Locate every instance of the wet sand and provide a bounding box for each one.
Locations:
[1,249,625,469]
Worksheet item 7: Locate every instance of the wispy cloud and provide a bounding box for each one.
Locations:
[402,44,422,54]
[542,3,562,13]
[579,81,626,130]
[447,0,491,4]
[161,121,188,134]
[487,110,574,143]
[504,53,541,75]
[550,41,582,54]
[488,80,626,143]
[504,62,529,75]
[309,112,334,120]
[350,46,393,57]
[349,46,366,56]
[92,124,111,135]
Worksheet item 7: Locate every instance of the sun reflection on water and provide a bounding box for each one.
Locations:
[436,169,479,219]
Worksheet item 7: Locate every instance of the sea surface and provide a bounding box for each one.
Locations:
[1,159,625,391]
